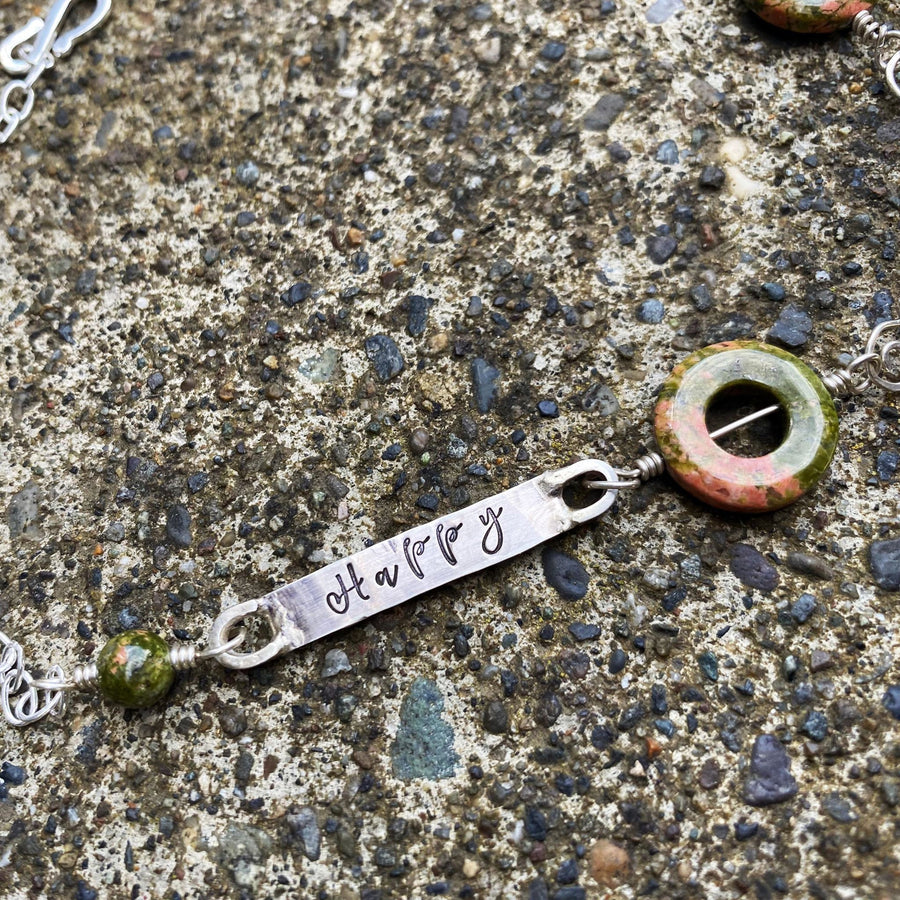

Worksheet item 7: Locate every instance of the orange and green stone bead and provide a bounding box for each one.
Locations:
[743,0,871,33]
[96,630,175,708]
[654,341,839,513]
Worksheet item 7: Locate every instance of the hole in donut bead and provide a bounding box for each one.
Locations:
[705,384,788,458]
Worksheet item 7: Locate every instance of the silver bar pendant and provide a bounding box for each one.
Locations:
[207,459,619,669]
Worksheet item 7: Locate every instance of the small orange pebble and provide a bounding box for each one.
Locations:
[646,737,663,759]
[93,544,103,556]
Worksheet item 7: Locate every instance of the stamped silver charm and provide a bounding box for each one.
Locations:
[207,459,620,669]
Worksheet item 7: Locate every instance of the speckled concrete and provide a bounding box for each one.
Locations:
[1,1,899,898]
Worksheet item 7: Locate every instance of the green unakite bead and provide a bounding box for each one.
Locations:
[96,630,175,708]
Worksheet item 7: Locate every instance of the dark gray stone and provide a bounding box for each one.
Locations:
[541,548,589,600]
[791,593,817,624]
[699,165,725,188]
[636,298,665,323]
[646,234,677,265]
[166,504,192,548]
[583,94,625,131]
[730,544,779,592]
[744,734,798,806]
[767,304,813,348]
[407,295,430,336]
[568,622,600,641]
[365,334,405,381]
[870,539,900,590]
[883,685,900,721]
[471,358,500,413]
[801,710,828,742]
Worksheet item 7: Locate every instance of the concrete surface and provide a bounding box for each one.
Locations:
[1,0,899,898]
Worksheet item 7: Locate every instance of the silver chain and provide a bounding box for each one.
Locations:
[823,318,900,396]
[0,630,66,726]
[0,0,111,144]
[853,11,900,99]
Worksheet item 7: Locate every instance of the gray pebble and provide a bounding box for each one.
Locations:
[636,298,665,324]
[104,522,126,543]
[407,295,430,336]
[761,282,786,301]
[877,450,899,481]
[743,734,798,806]
[883,685,900,721]
[166,504,192,549]
[646,0,685,24]
[7,482,42,541]
[568,622,601,641]
[235,160,260,186]
[471,358,500,413]
[870,538,900,590]
[646,234,678,265]
[583,94,625,131]
[801,709,828,742]
[364,334,405,381]
[699,165,725,188]
[321,649,352,677]
[690,284,713,311]
[655,139,678,164]
[786,552,833,580]
[542,548,589,600]
[286,807,321,861]
[768,304,813,348]
[483,700,509,734]
[791,593,817,624]
[540,41,566,61]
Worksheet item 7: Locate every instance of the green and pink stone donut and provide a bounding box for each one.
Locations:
[743,0,871,33]
[654,341,839,513]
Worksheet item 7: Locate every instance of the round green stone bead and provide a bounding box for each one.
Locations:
[654,341,839,513]
[743,0,871,34]
[96,630,175,708]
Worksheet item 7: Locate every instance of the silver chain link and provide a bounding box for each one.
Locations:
[1,0,111,144]
[0,630,66,726]
[823,319,900,396]
[853,11,900,99]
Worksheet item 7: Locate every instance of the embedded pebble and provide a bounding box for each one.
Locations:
[391,678,459,779]
[235,160,260,186]
[636,299,665,323]
[883,685,900,721]
[364,334,405,381]
[285,808,321,861]
[870,539,900,590]
[321,649,352,677]
[166,504,192,549]
[768,305,813,348]
[471,358,500,413]
[744,735,798,806]
[791,593,817,624]
[583,94,625,131]
[730,544,779,592]
[7,482,42,541]
[541,548,589,600]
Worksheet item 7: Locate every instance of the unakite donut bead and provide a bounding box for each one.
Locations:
[96,630,175,708]
[654,341,839,513]
[743,0,871,34]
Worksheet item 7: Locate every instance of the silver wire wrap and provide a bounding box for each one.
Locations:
[0,630,66,726]
[852,10,900,99]
[583,451,665,491]
[823,319,900,397]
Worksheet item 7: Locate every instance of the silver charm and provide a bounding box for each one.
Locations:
[206,459,622,669]
[0,0,112,144]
